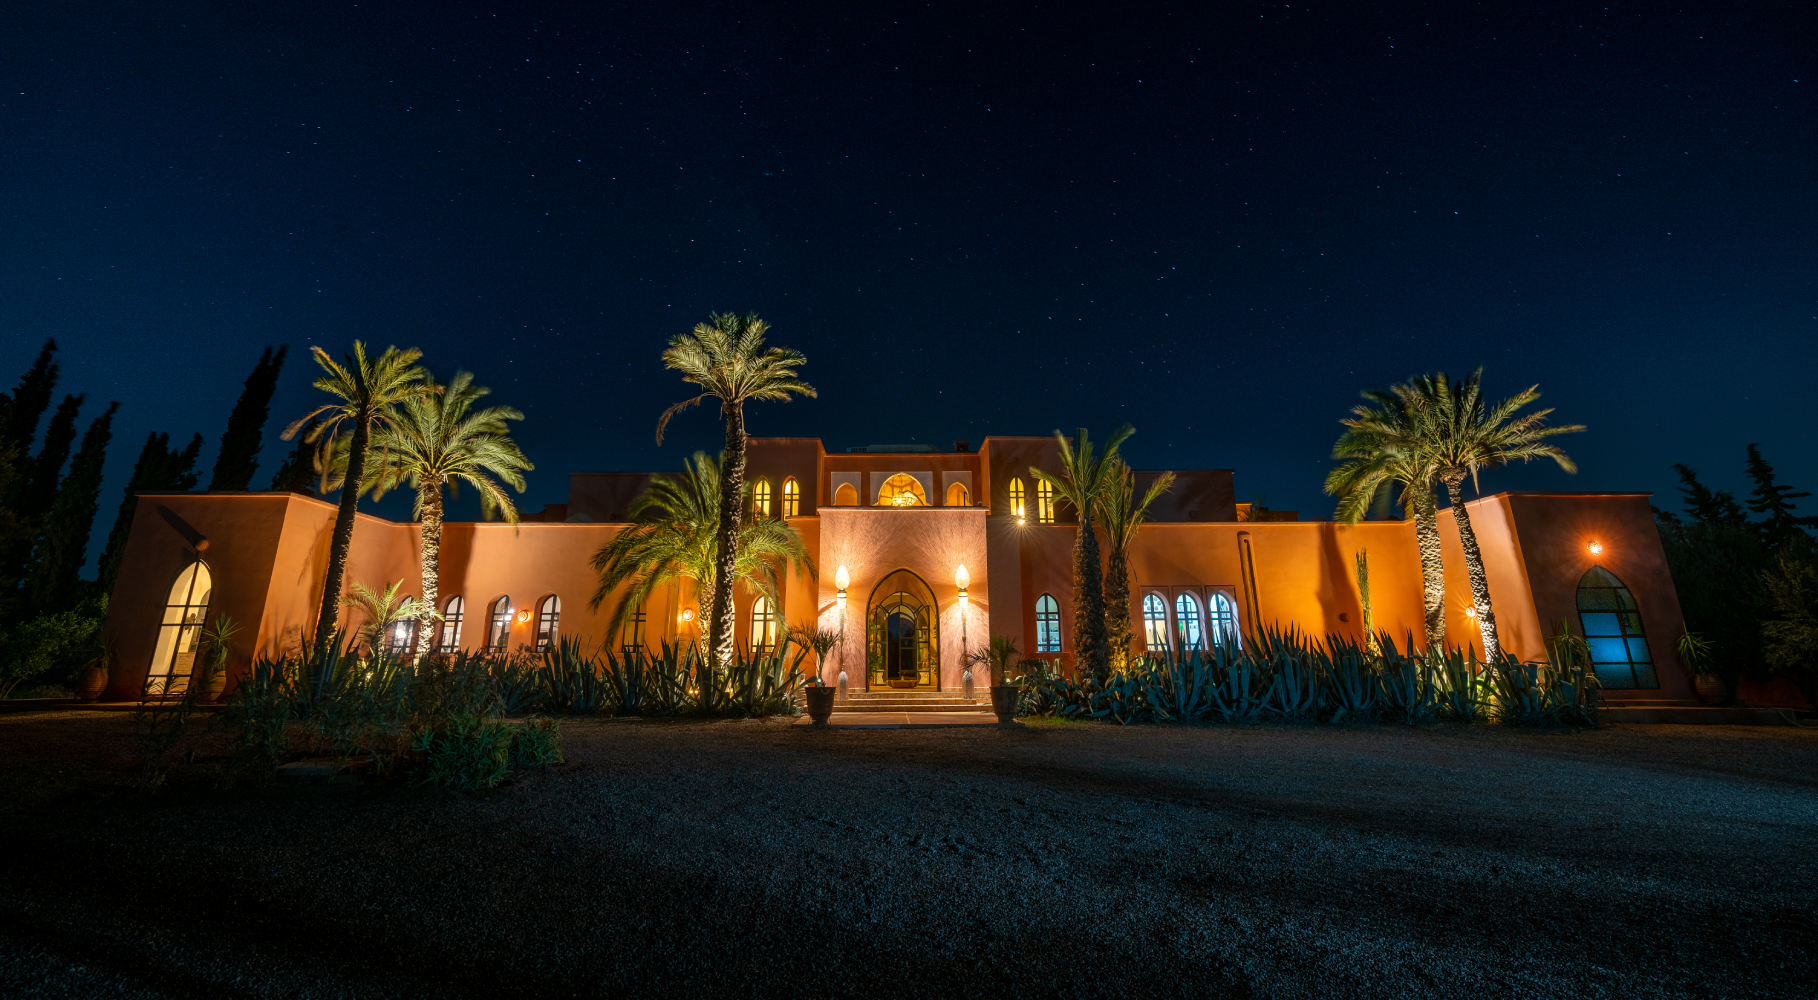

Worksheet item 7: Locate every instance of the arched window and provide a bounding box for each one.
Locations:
[385,618,415,657]
[750,595,778,652]
[1035,593,1063,652]
[148,560,212,696]
[782,477,800,516]
[535,595,561,652]
[1008,478,1027,521]
[752,478,772,517]
[1208,592,1240,649]
[1577,567,1657,689]
[1142,593,1170,651]
[945,481,969,506]
[438,595,465,653]
[1174,593,1204,650]
[877,473,927,506]
[834,482,858,506]
[488,597,512,649]
[623,607,647,654]
[1036,480,1055,523]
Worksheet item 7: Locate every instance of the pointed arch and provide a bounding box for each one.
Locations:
[147,560,212,696]
[1577,566,1657,689]
[945,481,969,506]
[781,477,800,516]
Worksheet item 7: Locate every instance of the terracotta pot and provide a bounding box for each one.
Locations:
[76,664,109,702]
[804,685,836,724]
[990,685,1019,723]
[1692,673,1727,705]
[198,665,229,703]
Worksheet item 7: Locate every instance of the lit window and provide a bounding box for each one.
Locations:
[1174,593,1203,650]
[1208,592,1239,649]
[1036,480,1055,523]
[834,482,858,506]
[438,595,465,653]
[386,618,414,657]
[945,481,969,506]
[1142,593,1170,651]
[878,473,927,506]
[751,595,778,652]
[1577,567,1657,689]
[147,560,212,697]
[536,595,562,652]
[782,477,800,516]
[752,478,772,517]
[488,597,512,649]
[1035,593,1062,652]
[623,607,647,654]
[1008,478,1026,520]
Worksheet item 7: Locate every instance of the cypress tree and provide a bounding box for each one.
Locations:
[18,393,85,522]
[0,444,25,621]
[96,431,202,595]
[267,418,320,495]
[1744,444,1818,552]
[26,402,118,616]
[208,345,289,491]
[1,338,59,455]
[1673,463,1747,524]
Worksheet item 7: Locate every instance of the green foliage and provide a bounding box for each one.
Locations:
[1761,546,1818,675]
[509,716,565,770]
[217,655,297,786]
[26,400,118,617]
[412,718,513,789]
[538,636,612,715]
[132,642,222,793]
[484,649,544,714]
[208,345,289,492]
[0,594,107,698]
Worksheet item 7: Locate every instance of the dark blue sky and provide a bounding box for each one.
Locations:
[3,1,1812,553]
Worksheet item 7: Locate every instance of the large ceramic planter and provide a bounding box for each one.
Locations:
[1692,673,1727,705]
[804,685,836,724]
[990,685,1019,723]
[200,667,229,703]
[76,664,109,702]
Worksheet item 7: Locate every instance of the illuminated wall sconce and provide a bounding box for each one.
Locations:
[1587,541,1604,555]
[1465,606,1478,619]
[835,565,850,602]
[955,563,969,603]
[515,609,531,624]
[680,607,697,623]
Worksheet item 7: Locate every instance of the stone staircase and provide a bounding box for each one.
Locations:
[835,689,992,714]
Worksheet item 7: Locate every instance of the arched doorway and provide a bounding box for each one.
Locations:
[147,560,212,696]
[866,568,940,689]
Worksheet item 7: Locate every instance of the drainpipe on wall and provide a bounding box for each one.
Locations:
[1237,531,1262,638]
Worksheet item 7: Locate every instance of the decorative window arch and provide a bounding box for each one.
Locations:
[1174,593,1204,650]
[1035,593,1063,652]
[834,482,858,506]
[1008,478,1027,521]
[782,477,800,517]
[1577,567,1657,689]
[535,595,561,651]
[877,473,927,506]
[385,617,415,657]
[1142,593,1170,651]
[1036,480,1055,523]
[438,595,465,653]
[752,478,772,517]
[945,481,969,506]
[751,595,779,652]
[1208,592,1240,649]
[148,560,212,696]
[487,597,513,649]
[623,606,647,654]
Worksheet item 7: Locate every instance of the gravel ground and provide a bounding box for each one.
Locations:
[1,711,1814,999]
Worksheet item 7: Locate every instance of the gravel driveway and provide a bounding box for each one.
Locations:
[1,711,1814,999]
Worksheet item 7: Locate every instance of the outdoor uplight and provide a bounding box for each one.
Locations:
[955,563,970,602]
[1588,541,1604,555]
[835,565,850,602]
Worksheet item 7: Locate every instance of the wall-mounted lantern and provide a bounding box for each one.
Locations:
[1587,541,1604,556]
[955,563,970,603]
[835,565,850,603]
[680,607,696,623]
[515,609,531,624]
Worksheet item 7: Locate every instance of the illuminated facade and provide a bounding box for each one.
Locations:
[100,435,1699,705]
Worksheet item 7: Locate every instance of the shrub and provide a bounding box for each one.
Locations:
[412,718,513,789]
[509,716,565,769]
[537,636,611,715]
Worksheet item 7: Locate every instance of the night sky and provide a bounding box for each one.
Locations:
[3,2,1812,554]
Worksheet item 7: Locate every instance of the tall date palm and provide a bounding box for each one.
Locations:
[655,313,815,699]
[1032,425,1134,685]
[1097,459,1174,672]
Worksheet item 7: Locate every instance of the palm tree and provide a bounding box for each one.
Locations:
[283,343,434,653]
[655,313,815,692]
[1401,369,1583,656]
[790,622,844,686]
[340,580,438,656]
[1097,460,1174,672]
[961,633,1022,687]
[1325,388,1448,650]
[589,451,815,692]
[332,371,533,652]
[1032,425,1135,685]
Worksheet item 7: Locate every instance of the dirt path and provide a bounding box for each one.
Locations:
[2,712,1814,998]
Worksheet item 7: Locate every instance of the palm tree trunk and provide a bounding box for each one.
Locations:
[1442,472,1500,657]
[313,415,369,653]
[707,403,747,709]
[1103,543,1131,673]
[415,479,444,654]
[1409,481,1447,651]
[1073,516,1110,684]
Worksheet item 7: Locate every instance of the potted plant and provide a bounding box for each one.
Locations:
[196,615,240,703]
[791,623,843,724]
[964,634,1023,724]
[1678,630,1724,704]
[74,624,112,701]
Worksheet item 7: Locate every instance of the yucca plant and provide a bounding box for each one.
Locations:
[1433,648,1489,722]
[1377,633,1442,724]
[1206,643,1269,724]
[1142,648,1211,722]
[643,639,701,715]
[1323,636,1378,723]
[537,636,610,715]
[601,647,649,716]
[484,648,543,714]
[217,655,298,785]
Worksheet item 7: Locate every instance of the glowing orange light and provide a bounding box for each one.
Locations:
[680,607,696,623]
[515,609,531,624]
[1588,541,1604,555]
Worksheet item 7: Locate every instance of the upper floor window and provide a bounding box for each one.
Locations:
[1208,592,1240,649]
[752,478,772,517]
[1142,593,1170,651]
[488,597,512,649]
[834,482,858,506]
[1174,593,1204,650]
[438,595,465,653]
[878,473,927,506]
[1578,567,1657,689]
[782,477,800,516]
[1036,480,1055,523]
[945,481,969,506]
[751,595,779,652]
[535,595,561,652]
[1008,478,1027,521]
[1035,593,1062,652]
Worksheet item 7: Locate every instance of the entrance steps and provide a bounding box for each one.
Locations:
[835,689,991,713]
